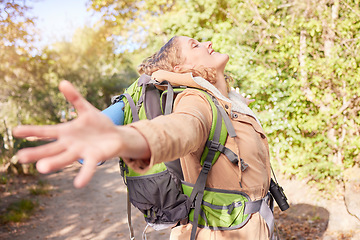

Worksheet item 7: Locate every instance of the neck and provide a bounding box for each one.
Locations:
[214,73,228,97]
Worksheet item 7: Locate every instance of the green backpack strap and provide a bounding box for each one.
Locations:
[188,113,221,239]
[188,91,241,240]
[205,94,249,171]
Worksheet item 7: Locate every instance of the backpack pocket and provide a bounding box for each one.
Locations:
[182,182,251,230]
[126,169,191,226]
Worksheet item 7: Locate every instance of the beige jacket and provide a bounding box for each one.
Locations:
[127,70,271,240]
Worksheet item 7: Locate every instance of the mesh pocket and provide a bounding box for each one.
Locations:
[126,170,191,225]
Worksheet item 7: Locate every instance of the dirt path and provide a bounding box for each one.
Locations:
[1,159,360,240]
[1,159,171,240]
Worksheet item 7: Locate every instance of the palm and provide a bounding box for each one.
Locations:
[13,81,122,188]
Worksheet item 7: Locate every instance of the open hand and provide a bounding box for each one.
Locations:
[13,81,127,188]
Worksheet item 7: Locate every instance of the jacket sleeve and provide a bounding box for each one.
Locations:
[126,89,213,172]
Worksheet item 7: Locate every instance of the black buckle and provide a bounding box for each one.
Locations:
[240,158,249,171]
[207,140,221,152]
[202,161,212,173]
[112,95,122,104]
[119,160,125,177]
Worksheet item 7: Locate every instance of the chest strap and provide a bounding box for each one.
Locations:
[205,140,249,171]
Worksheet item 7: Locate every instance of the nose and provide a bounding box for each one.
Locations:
[205,41,212,49]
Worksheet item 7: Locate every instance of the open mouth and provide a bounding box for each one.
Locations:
[210,49,215,55]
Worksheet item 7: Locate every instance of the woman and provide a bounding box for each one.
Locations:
[13,36,271,239]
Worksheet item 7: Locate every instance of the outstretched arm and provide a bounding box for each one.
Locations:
[13,80,151,188]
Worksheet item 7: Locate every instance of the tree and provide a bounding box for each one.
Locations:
[89,0,360,190]
[0,0,36,166]
[46,26,138,111]
[0,2,138,170]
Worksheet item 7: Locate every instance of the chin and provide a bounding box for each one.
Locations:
[218,53,229,69]
[223,52,230,60]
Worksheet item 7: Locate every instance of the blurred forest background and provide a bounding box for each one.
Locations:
[1,0,360,193]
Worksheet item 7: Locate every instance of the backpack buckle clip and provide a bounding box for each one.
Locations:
[202,161,212,173]
[240,158,249,172]
[206,140,221,152]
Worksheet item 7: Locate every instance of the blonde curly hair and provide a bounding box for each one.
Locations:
[138,36,232,88]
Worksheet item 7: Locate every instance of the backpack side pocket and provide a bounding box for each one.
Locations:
[126,170,191,226]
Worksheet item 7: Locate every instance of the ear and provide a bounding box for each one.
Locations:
[173,65,182,72]
[174,64,193,73]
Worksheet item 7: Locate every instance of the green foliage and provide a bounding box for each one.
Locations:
[0,0,35,47]
[1,0,360,191]
[88,0,360,190]
[0,199,37,223]
[0,0,37,166]
[1,1,138,170]
[44,26,138,110]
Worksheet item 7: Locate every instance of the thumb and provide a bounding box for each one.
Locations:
[59,80,94,115]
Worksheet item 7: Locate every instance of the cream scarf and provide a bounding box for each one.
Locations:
[192,76,261,125]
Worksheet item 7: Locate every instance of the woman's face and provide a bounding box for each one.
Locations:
[176,36,229,73]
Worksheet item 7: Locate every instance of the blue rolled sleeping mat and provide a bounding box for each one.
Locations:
[78,101,125,165]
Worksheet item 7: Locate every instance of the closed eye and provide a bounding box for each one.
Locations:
[189,39,200,48]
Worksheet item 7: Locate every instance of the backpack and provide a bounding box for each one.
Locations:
[108,74,276,240]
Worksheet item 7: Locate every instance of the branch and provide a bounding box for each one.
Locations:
[219,8,242,28]
[330,98,354,119]
[246,0,270,28]
[339,0,360,18]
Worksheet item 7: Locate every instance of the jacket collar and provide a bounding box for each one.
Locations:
[151,70,260,124]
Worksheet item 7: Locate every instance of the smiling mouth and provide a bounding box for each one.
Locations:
[210,50,215,55]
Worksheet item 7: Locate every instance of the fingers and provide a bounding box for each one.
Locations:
[12,81,103,189]
[59,80,95,115]
[17,139,101,189]
[13,125,59,139]
[35,146,80,174]
[74,148,111,188]
[74,156,98,188]
[16,141,66,163]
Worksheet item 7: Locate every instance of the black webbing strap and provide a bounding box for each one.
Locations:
[164,82,174,115]
[210,96,250,172]
[210,96,237,138]
[243,194,274,237]
[135,74,152,115]
[127,191,135,240]
[121,92,140,240]
[189,104,223,240]
[189,159,211,240]
[205,140,239,165]
[122,93,139,122]
[151,80,175,115]
[137,74,151,86]
[143,84,162,120]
